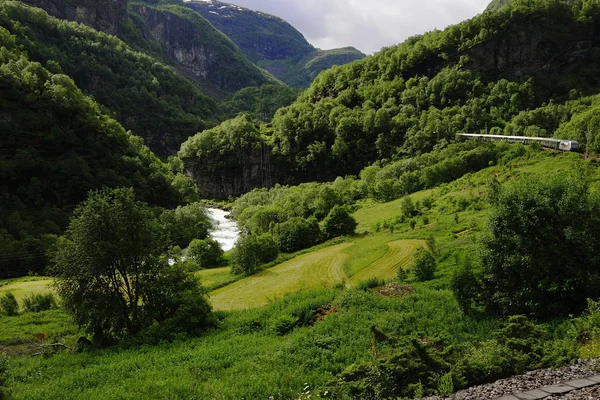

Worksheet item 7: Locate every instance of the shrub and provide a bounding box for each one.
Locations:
[0,292,18,316]
[160,203,212,248]
[356,277,385,291]
[322,206,357,239]
[412,247,437,281]
[254,234,279,264]
[273,217,321,253]
[480,174,600,318]
[451,262,482,316]
[187,238,224,269]
[230,234,279,275]
[22,293,57,313]
[270,314,298,336]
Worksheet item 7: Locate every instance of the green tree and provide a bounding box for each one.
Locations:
[411,247,437,281]
[0,292,18,316]
[273,217,322,253]
[51,188,212,344]
[230,234,279,275]
[187,238,224,269]
[160,203,212,248]
[323,206,357,238]
[480,174,600,318]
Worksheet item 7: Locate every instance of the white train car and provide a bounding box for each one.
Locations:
[458,133,579,152]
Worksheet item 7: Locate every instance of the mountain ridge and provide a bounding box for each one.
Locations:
[185,0,366,87]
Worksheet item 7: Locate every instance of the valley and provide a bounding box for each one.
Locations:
[4,0,600,399]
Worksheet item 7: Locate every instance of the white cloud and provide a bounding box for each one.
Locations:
[224,0,491,54]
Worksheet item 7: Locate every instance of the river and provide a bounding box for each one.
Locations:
[206,208,240,251]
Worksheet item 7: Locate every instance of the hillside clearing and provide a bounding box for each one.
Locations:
[209,237,424,310]
[0,278,54,303]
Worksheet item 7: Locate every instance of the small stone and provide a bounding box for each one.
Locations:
[564,378,596,389]
[540,383,573,394]
[514,389,550,399]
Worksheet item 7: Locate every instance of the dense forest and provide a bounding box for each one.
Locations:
[0,25,202,276]
[182,0,600,187]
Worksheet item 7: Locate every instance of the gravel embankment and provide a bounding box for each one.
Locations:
[423,359,600,400]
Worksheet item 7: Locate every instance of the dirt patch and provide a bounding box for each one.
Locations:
[374,283,415,298]
[312,304,337,322]
[456,228,477,237]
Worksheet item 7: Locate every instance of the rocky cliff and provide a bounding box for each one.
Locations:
[128,3,276,97]
[464,24,597,80]
[183,145,284,199]
[185,0,365,88]
[19,0,127,35]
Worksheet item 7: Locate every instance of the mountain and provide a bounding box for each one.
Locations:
[180,0,600,196]
[126,1,278,98]
[19,0,279,99]
[185,0,366,88]
[485,0,512,11]
[0,28,190,276]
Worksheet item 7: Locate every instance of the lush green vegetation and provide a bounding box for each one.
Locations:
[3,149,600,399]
[0,0,221,156]
[51,188,214,345]
[0,29,202,276]
[246,0,600,180]
[220,84,300,122]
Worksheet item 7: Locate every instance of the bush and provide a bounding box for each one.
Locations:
[412,247,437,281]
[254,234,279,264]
[230,234,279,275]
[273,217,321,253]
[22,293,57,313]
[480,174,600,318]
[0,292,18,316]
[187,238,224,269]
[160,203,212,248]
[323,206,357,239]
[51,188,213,345]
[451,262,481,315]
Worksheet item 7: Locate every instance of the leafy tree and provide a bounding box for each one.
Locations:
[51,188,212,344]
[0,292,18,316]
[187,238,224,269]
[411,247,437,281]
[479,174,600,318]
[273,217,322,253]
[160,203,212,248]
[230,234,279,275]
[323,206,357,238]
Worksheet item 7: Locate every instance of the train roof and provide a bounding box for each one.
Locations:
[457,133,577,143]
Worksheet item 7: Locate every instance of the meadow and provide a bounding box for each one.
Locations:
[1,149,598,399]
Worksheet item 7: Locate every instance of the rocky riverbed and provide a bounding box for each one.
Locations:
[424,359,600,400]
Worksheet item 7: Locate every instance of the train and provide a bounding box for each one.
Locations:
[457,133,579,152]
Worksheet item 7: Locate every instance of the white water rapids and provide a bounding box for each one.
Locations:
[206,208,240,251]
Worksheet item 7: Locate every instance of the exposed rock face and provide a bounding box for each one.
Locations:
[20,0,127,35]
[183,146,284,199]
[129,4,274,96]
[465,26,597,79]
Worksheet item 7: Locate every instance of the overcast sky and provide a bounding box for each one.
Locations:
[223,0,492,54]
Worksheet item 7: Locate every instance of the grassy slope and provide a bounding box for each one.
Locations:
[2,149,594,399]
[0,278,54,303]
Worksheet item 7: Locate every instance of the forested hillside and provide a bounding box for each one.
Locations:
[1,1,221,156]
[186,0,366,87]
[181,0,600,194]
[0,26,198,276]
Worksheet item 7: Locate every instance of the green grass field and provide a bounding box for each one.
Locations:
[0,278,54,303]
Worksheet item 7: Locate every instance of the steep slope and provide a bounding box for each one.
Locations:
[17,0,128,35]
[18,0,280,100]
[127,2,278,97]
[0,28,188,276]
[1,1,220,156]
[264,0,600,178]
[185,0,366,87]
